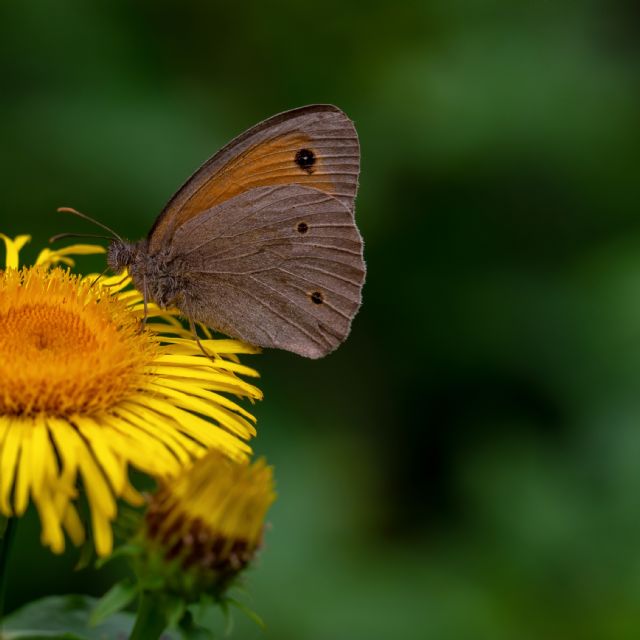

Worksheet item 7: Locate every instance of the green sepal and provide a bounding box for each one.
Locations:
[220,598,234,637]
[73,538,95,572]
[178,626,215,640]
[94,542,142,569]
[225,596,265,631]
[112,504,144,542]
[164,595,187,629]
[178,608,216,640]
[179,591,263,637]
[89,579,139,626]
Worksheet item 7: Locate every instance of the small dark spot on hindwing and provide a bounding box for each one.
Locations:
[297,221,309,234]
[310,291,324,305]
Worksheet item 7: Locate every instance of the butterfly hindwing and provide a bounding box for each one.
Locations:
[168,184,365,358]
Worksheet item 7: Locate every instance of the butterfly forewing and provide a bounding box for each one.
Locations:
[148,105,359,253]
[169,184,365,358]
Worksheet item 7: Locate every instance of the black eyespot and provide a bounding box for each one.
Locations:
[297,221,309,234]
[295,148,316,173]
[310,291,324,305]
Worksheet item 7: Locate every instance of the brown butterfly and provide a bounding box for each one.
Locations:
[64,105,365,358]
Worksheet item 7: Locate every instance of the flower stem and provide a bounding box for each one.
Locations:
[129,591,170,640]
[0,517,17,623]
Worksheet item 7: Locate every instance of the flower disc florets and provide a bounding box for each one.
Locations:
[0,267,155,416]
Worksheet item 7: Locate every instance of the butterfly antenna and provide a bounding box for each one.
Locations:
[49,232,114,243]
[56,207,123,243]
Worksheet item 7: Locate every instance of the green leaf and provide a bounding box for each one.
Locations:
[89,579,139,626]
[226,597,265,631]
[73,539,95,572]
[1,634,84,639]
[1,634,85,639]
[178,609,215,640]
[2,594,180,640]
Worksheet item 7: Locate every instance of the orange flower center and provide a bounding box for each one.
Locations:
[0,267,155,416]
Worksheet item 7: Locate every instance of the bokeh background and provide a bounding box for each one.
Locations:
[1,1,640,638]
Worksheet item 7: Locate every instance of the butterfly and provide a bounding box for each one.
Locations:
[64,105,365,358]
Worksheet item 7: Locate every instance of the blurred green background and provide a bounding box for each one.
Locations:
[1,0,640,638]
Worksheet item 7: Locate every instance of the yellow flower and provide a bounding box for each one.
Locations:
[0,234,262,556]
[144,450,275,594]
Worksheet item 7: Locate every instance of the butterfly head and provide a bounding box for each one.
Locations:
[107,239,143,275]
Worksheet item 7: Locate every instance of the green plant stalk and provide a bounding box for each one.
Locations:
[0,518,16,624]
[0,518,18,623]
[129,591,170,640]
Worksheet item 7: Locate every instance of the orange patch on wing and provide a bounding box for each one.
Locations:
[173,133,334,228]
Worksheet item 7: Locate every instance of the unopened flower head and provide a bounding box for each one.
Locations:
[0,234,262,556]
[143,450,275,596]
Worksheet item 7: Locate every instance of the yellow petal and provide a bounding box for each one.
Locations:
[29,418,50,499]
[0,420,21,514]
[36,244,106,268]
[36,490,65,554]
[151,376,257,421]
[135,396,251,459]
[0,234,31,269]
[115,403,195,463]
[149,381,256,439]
[74,415,125,494]
[91,504,113,557]
[62,502,86,547]
[14,424,31,515]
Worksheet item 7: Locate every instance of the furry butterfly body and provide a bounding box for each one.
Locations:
[107,105,365,358]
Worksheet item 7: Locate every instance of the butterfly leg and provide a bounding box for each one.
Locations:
[188,317,219,362]
[141,274,149,330]
[99,273,130,290]
[89,266,110,289]
[133,274,149,334]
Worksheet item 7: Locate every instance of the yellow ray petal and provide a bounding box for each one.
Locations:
[0,420,22,514]
[148,382,256,439]
[0,234,31,269]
